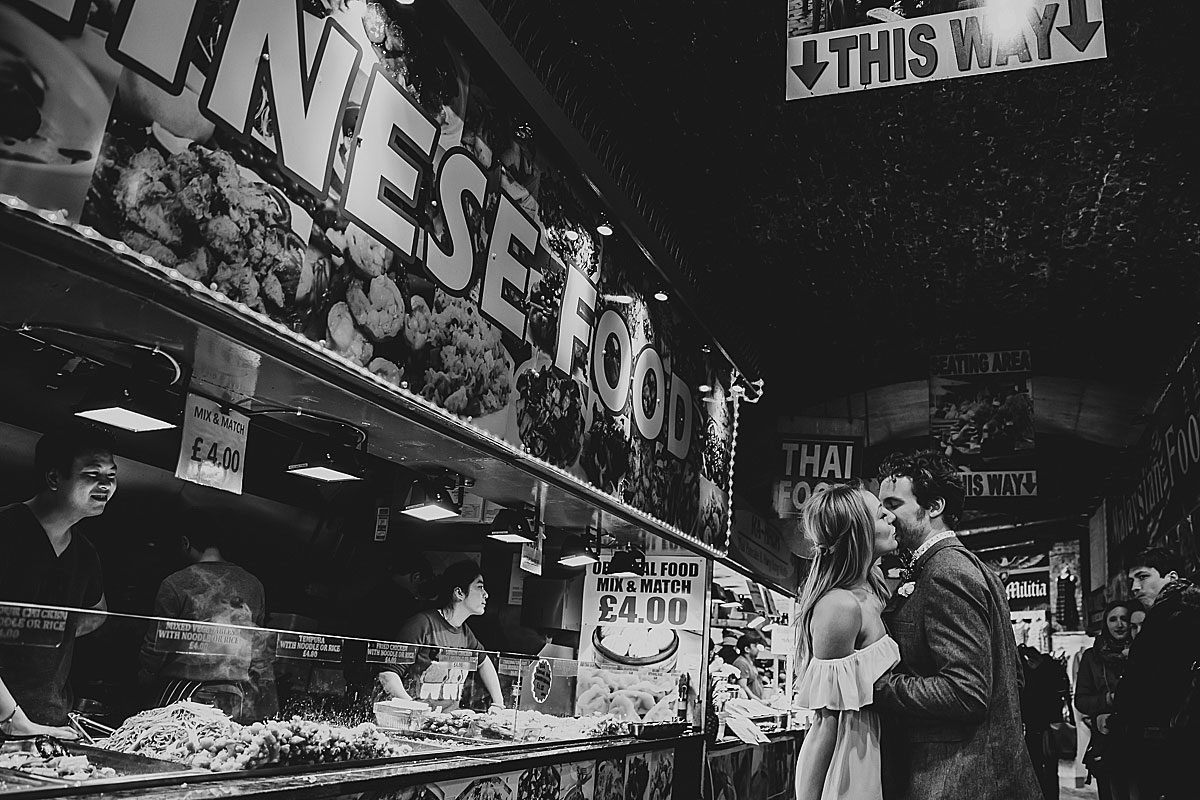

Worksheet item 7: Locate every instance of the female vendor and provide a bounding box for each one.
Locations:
[377,560,505,712]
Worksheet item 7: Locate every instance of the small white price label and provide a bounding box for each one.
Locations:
[174,393,249,495]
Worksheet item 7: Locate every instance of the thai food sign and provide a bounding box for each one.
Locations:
[0,0,733,551]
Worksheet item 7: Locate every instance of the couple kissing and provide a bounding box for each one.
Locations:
[793,451,1041,800]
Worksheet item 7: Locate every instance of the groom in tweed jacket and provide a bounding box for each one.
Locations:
[873,452,1041,800]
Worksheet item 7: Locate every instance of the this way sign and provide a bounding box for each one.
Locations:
[786,0,1106,100]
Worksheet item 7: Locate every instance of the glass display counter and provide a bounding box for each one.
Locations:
[0,602,702,799]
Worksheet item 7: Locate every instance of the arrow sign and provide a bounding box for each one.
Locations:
[1057,0,1102,52]
[790,39,828,91]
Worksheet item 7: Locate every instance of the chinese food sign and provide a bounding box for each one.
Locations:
[0,0,733,551]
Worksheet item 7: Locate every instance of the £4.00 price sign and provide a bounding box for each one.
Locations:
[598,594,690,627]
[174,393,250,495]
[582,555,707,634]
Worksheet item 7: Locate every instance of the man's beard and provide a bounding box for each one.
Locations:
[894,513,929,553]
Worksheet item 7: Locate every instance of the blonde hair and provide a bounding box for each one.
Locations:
[793,483,889,677]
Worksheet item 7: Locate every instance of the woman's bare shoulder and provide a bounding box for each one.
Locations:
[810,589,862,658]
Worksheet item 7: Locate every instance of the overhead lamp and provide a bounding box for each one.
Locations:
[489,508,536,544]
[287,444,366,482]
[700,343,711,354]
[400,473,462,520]
[74,383,176,432]
[596,220,614,237]
[607,545,646,578]
[719,588,741,609]
[601,294,634,305]
[698,383,713,394]
[747,613,768,630]
[653,289,669,302]
[564,229,579,241]
[558,532,600,567]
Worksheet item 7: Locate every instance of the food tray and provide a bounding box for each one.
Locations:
[630,721,688,740]
[0,739,197,788]
[0,768,59,793]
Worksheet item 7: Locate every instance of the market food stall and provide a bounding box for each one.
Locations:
[0,0,767,797]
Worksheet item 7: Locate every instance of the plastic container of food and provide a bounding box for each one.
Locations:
[374,699,431,731]
[592,626,680,672]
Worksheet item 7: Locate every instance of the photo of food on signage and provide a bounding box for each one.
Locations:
[0,3,117,218]
[0,0,734,543]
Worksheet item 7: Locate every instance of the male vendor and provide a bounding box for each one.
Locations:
[0,423,114,725]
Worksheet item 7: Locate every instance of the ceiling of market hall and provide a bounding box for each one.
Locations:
[474,0,1199,524]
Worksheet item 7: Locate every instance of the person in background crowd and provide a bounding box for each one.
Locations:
[378,561,505,711]
[1104,548,1200,800]
[1074,599,1135,800]
[717,631,742,665]
[872,450,1040,800]
[139,512,275,722]
[1129,607,1146,640]
[0,423,114,726]
[357,555,432,640]
[731,634,765,700]
[1018,644,1071,800]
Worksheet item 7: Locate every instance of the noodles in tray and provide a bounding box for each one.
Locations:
[97,701,235,764]
[97,701,410,772]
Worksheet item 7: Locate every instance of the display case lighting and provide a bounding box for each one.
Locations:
[400,471,465,520]
[608,545,646,578]
[596,220,614,236]
[488,508,537,544]
[2,194,735,559]
[653,289,669,302]
[286,446,367,482]
[558,531,600,567]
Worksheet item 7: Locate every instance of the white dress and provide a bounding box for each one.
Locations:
[794,635,900,800]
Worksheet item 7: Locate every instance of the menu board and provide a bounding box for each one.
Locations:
[577,554,706,721]
[0,0,735,553]
[0,604,68,648]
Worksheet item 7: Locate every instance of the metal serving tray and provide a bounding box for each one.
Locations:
[0,738,198,789]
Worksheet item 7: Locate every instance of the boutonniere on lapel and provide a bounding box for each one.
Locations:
[893,532,955,601]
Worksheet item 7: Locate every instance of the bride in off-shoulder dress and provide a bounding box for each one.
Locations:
[792,484,900,800]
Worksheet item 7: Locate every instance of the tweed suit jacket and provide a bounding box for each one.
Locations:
[875,536,1041,800]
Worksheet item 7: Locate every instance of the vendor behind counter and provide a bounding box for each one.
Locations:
[377,560,505,712]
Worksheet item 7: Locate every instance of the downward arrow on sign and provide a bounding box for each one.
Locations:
[1058,0,1102,52]
[790,39,828,91]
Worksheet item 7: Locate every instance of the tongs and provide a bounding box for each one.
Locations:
[67,713,116,745]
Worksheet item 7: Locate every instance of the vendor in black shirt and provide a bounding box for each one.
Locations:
[378,561,505,711]
[0,423,114,726]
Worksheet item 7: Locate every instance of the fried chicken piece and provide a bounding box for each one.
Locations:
[176,172,215,225]
[176,247,212,283]
[204,216,246,263]
[347,275,404,342]
[213,262,261,309]
[121,230,178,267]
[344,223,390,278]
[114,149,184,247]
[261,271,285,310]
[404,295,432,351]
[326,301,373,366]
[368,358,404,386]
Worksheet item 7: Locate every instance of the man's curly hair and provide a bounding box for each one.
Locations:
[877,450,966,529]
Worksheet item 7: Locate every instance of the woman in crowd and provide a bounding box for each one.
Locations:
[1074,599,1137,800]
[793,483,900,800]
